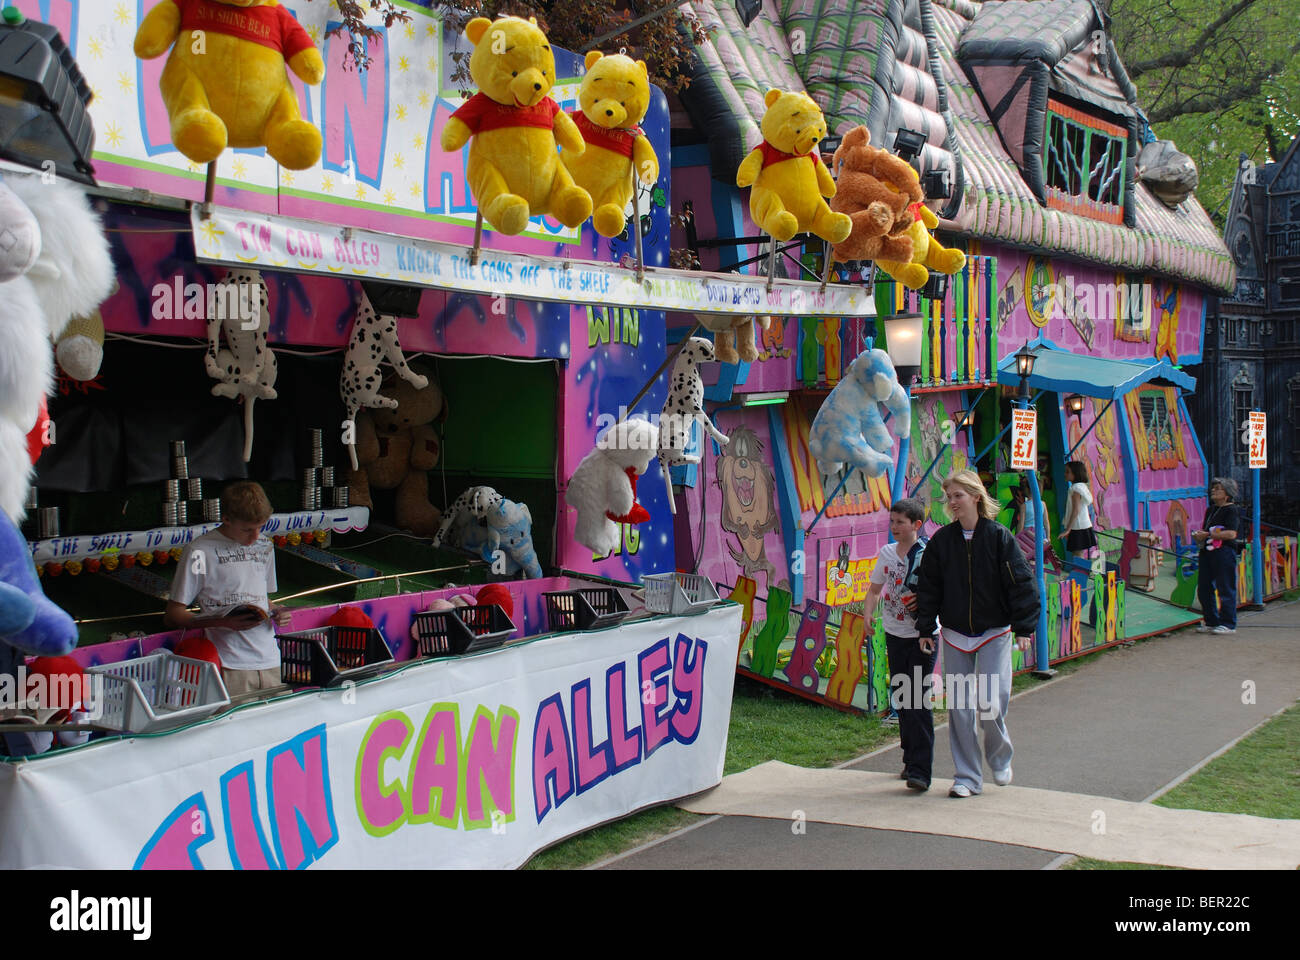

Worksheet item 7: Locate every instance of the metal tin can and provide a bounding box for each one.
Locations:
[203,498,222,523]
[302,468,320,487]
[333,487,350,508]
[162,501,179,527]
[170,440,187,458]
[24,487,38,510]
[187,478,203,500]
[163,479,181,502]
[301,488,320,511]
[175,501,188,526]
[321,467,334,486]
[37,507,59,539]
[171,457,189,479]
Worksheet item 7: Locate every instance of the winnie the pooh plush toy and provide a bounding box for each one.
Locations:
[875,187,967,290]
[134,0,325,169]
[561,51,659,238]
[736,90,851,245]
[441,16,592,236]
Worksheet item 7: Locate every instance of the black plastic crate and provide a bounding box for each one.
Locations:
[413,604,515,657]
[277,625,393,687]
[543,588,631,632]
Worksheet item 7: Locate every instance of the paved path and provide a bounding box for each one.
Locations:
[599,601,1300,870]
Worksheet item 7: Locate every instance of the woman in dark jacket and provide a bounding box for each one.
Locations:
[914,470,1040,798]
[1193,477,1242,634]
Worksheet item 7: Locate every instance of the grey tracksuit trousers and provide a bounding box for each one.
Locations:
[943,631,1013,792]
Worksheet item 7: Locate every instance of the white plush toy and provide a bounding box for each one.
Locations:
[203,268,277,462]
[807,348,910,480]
[566,417,658,558]
[658,337,729,515]
[432,485,503,549]
[0,173,115,523]
[340,289,428,470]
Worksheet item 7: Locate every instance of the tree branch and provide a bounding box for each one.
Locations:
[1125,0,1261,78]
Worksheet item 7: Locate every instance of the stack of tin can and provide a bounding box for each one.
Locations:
[162,440,195,526]
[22,487,57,541]
[302,429,349,510]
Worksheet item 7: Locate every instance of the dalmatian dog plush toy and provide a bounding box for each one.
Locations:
[658,337,728,515]
[566,417,659,558]
[432,485,503,549]
[204,269,277,462]
[340,289,428,470]
[808,348,910,481]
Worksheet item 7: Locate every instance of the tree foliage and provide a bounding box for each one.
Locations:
[307,0,709,96]
[1103,0,1300,225]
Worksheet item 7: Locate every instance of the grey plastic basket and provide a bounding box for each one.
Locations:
[87,652,230,733]
[641,572,720,615]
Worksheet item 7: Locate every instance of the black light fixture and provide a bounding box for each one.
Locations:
[1014,343,1037,399]
[1064,393,1086,423]
[0,8,96,185]
[923,167,952,200]
[734,0,764,27]
[819,133,843,161]
[361,280,424,319]
[954,405,974,432]
[893,128,927,165]
[921,272,949,303]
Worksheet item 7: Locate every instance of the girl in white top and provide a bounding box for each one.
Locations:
[1063,460,1098,561]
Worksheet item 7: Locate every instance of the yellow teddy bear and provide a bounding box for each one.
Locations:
[561,51,659,238]
[736,89,851,245]
[134,0,325,170]
[874,171,967,289]
[441,16,592,236]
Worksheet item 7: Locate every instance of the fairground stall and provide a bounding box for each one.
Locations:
[0,0,875,869]
[663,0,1238,714]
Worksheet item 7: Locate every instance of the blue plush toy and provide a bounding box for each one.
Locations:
[808,348,911,478]
[0,512,77,655]
[450,497,544,580]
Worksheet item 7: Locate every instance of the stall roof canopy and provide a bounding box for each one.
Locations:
[996,342,1196,400]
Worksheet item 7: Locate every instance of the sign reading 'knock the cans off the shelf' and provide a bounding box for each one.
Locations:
[1248,411,1267,469]
[1011,409,1037,470]
[191,206,875,319]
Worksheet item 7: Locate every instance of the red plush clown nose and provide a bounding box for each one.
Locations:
[475,583,514,621]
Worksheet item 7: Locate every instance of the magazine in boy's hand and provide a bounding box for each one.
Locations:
[228,604,268,624]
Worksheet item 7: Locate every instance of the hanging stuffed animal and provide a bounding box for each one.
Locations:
[204,269,277,462]
[692,314,772,365]
[828,126,920,270]
[808,349,911,479]
[133,0,325,169]
[566,417,659,558]
[55,308,108,382]
[0,173,115,522]
[736,89,852,245]
[658,338,729,515]
[340,289,429,470]
[440,16,592,235]
[561,50,659,238]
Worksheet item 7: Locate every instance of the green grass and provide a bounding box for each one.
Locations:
[1062,702,1300,869]
[522,675,899,869]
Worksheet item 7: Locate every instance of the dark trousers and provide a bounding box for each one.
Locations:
[1197,547,1238,629]
[886,633,939,784]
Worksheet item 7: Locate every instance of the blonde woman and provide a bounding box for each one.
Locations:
[914,470,1041,798]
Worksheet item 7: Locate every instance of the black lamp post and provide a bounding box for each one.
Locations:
[1014,343,1037,398]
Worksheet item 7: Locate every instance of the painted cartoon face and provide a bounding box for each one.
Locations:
[729,434,760,511]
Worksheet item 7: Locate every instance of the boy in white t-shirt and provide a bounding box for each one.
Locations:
[165,482,290,697]
[865,498,935,791]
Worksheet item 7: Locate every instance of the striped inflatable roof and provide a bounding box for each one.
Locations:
[679,0,1235,292]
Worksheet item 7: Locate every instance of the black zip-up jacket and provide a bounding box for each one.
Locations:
[913,517,1040,639]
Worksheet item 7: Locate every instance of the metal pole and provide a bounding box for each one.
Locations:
[199,162,217,220]
[765,237,777,292]
[888,385,912,543]
[470,211,484,266]
[1019,390,1054,677]
[631,182,645,283]
[1252,453,1263,607]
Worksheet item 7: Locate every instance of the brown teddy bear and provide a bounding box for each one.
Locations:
[692,314,773,364]
[346,369,445,537]
[828,126,920,268]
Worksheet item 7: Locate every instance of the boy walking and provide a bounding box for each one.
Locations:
[166,481,290,696]
[865,498,935,791]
